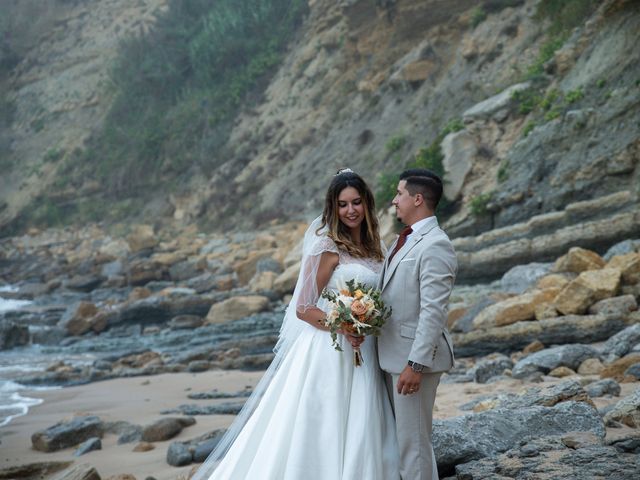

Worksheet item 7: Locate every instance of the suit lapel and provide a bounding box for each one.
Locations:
[382,220,438,291]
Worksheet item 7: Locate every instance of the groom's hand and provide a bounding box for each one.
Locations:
[397,366,422,395]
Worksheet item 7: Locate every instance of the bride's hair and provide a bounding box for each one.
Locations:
[318,170,384,261]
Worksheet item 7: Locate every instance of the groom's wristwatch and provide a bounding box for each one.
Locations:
[408,360,427,373]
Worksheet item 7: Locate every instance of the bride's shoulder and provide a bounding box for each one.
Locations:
[308,235,339,256]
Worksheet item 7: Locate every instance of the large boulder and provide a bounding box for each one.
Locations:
[434,401,604,474]
[588,294,637,317]
[205,296,270,324]
[512,345,599,379]
[472,289,557,329]
[607,252,640,285]
[554,268,622,315]
[554,247,606,273]
[500,262,554,294]
[32,416,104,452]
[454,439,638,480]
[453,314,625,357]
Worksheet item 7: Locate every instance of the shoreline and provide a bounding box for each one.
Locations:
[2,369,634,479]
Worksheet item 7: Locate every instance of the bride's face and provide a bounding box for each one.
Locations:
[337,186,365,231]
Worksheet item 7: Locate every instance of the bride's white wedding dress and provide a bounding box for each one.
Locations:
[195,231,399,480]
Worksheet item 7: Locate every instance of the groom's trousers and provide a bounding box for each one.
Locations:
[384,371,442,480]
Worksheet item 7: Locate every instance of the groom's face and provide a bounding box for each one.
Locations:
[392,180,414,225]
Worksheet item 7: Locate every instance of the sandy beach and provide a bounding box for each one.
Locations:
[2,368,634,479]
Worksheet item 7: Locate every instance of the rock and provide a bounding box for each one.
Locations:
[233,251,276,285]
[163,401,246,416]
[624,363,640,380]
[607,252,640,285]
[166,442,192,467]
[601,324,640,361]
[534,301,558,320]
[0,320,29,349]
[141,417,196,442]
[585,378,621,398]
[600,354,640,382]
[561,431,602,449]
[255,257,283,274]
[603,388,640,427]
[249,271,278,293]
[522,340,545,354]
[168,315,203,330]
[127,225,158,253]
[549,366,576,377]
[554,247,606,273]
[589,294,637,317]
[604,239,640,260]
[66,275,103,293]
[472,290,556,329]
[59,302,98,336]
[205,296,270,324]
[0,461,73,479]
[468,354,513,384]
[133,442,155,452]
[453,314,624,357]
[500,262,553,294]
[50,464,101,480]
[187,360,210,372]
[73,437,102,456]
[512,345,599,379]
[537,273,572,290]
[273,264,299,294]
[441,130,475,201]
[104,421,142,444]
[31,326,67,345]
[193,436,224,462]
[454,439,638,480]
[32,416,104,452]
[451,298,495,333]
[169,260,204,282]
[577,358,604,375]
[128,259,166,286]
[433,401,604,473]
[462,82,531,120]
[502,380,594,409]
[554,268,622,315]
[606,430,640,454]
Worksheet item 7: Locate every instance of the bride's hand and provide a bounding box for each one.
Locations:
[340,331,365,349]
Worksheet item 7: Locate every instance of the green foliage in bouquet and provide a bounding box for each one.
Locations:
[321,279,392,353]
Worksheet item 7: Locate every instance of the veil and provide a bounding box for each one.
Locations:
[191,215,336,480]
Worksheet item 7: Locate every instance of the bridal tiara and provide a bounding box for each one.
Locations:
[335,167,355,175]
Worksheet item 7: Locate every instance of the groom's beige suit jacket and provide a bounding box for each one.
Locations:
[378,216,457,374]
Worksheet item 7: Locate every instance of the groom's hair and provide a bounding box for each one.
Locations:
[400,168,443,210]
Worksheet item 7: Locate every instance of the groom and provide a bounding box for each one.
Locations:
[378,168,457,480]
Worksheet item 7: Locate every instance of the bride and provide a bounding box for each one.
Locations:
[193,169,399,480]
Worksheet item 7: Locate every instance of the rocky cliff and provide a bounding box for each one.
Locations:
[1,0,638,281]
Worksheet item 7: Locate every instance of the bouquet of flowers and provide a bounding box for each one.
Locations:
[321,279,392,366]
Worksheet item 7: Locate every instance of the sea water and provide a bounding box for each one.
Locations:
[0,288,52,427]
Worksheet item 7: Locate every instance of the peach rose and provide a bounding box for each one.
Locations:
[351,299,368,316]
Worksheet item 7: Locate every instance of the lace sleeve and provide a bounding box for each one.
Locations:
[295,235,339,314]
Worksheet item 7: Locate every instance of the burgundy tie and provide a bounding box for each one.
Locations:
[389,226,413,262]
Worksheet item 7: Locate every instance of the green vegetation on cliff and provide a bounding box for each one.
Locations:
[61,0,308,199]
